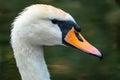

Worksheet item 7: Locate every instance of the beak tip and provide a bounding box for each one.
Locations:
[99,53,103,60]
[90,49,103,60]
[92,47,103,59]
[93,50,103,60]
[89,52,103,60]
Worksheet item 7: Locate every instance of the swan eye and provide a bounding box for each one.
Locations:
[51,19,58,24]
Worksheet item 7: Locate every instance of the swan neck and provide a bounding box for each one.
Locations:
[12,42,50,80]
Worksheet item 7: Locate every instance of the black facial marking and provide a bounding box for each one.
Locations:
[51,19,85,53]
[57,20,74,39]
[51,19,80,38]
[51,19,81,44]
[74,31,83,42]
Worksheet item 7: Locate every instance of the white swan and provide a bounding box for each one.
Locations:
[11,4,102,80]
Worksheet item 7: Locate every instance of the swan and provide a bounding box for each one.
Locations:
[11,4,102,80]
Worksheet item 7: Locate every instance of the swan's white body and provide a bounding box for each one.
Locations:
[11,4,102,80]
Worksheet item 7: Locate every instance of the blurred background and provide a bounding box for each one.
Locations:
[0,0,120,80]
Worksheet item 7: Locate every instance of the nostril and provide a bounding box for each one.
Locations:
[74,31,83,42]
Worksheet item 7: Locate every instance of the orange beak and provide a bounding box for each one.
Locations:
[64,27,102,59]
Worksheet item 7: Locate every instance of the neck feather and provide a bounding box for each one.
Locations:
[12,40,50,80]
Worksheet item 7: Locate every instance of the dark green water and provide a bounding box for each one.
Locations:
[0,0,120,80]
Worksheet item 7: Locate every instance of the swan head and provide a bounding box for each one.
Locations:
[12,4,102,58]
